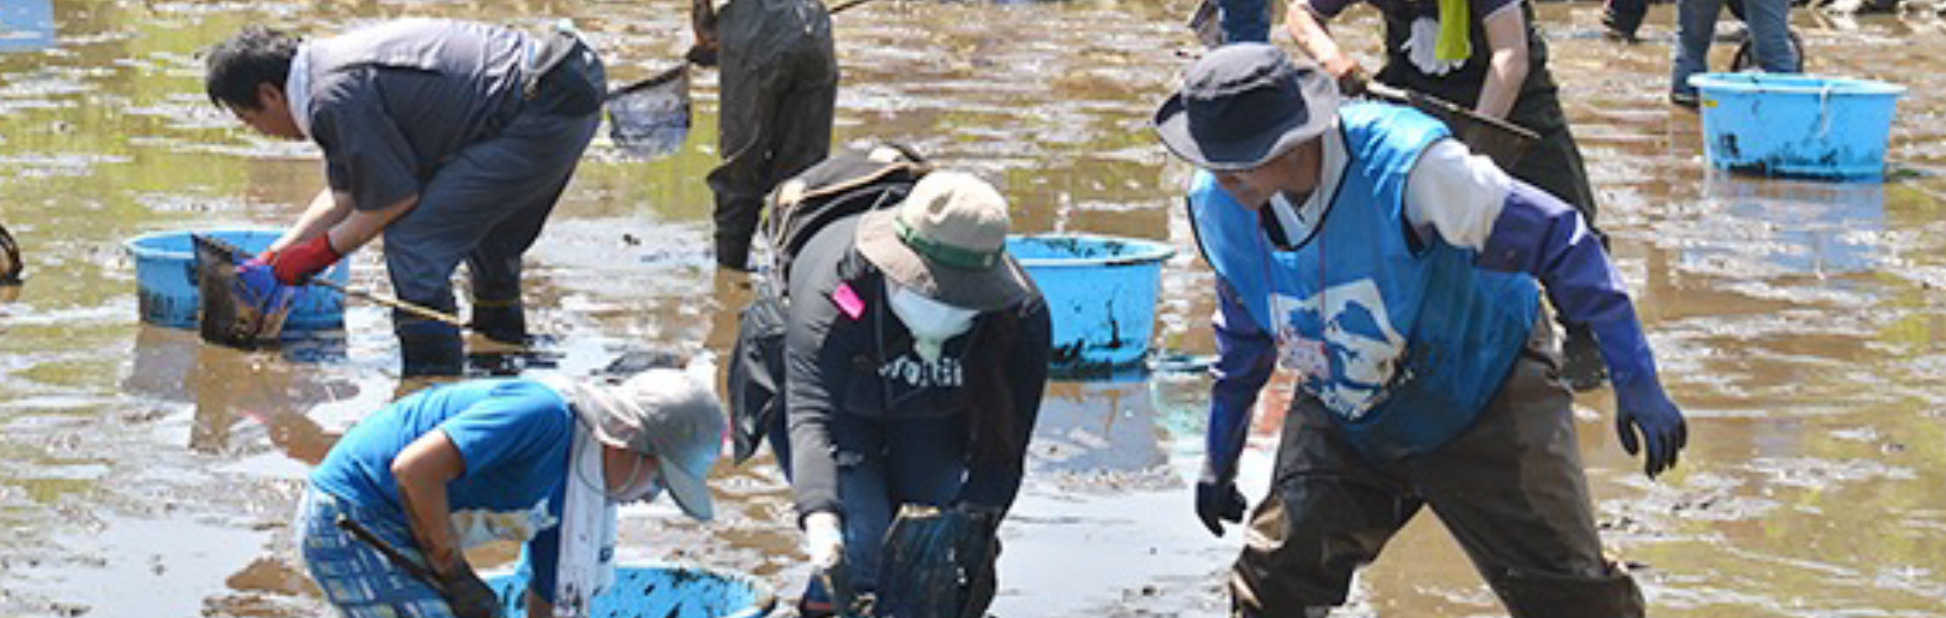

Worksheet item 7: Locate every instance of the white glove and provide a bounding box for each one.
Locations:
[803,511,845,570]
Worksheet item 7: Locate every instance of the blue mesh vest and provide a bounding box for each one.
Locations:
[1187,103,1539,458]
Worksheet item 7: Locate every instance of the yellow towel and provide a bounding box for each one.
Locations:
[1435,0,1470,62]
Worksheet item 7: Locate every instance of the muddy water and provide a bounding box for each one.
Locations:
[3,0,1945,616]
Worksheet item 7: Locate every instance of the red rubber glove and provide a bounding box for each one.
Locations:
[267,235,342,285]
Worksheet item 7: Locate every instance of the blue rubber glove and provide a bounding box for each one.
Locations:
[236,258,297,319]
[1613,375,1687,479]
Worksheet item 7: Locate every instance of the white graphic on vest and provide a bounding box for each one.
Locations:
[1269,279,1406,420]
[877,354,964,389]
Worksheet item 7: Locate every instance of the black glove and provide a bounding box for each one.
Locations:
[1194,477,1248,537]
[1335,65,1370,99]
[433,561,501,618]
[685,43,719,68]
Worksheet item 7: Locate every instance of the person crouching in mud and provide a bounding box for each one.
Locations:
[293,369,723,618]
[772,171,1052,617]
[1156,44,1688,617]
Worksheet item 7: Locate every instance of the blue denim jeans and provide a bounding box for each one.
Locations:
[1672,0,1797,95]
[771,412,968,595]
[1219,0,1272,43]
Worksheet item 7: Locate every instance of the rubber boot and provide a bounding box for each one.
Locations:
[469,300,527,345]
[715,231,754,272]
[1601,2,1644,42]
[397,329,465,378]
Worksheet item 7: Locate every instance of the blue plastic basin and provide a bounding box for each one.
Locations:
[1007,234,1175,372]
[123,229,349,332]
[485,562,776,618]
[1689,73,1905,180]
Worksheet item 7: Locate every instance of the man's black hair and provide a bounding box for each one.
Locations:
[203,25,302,111]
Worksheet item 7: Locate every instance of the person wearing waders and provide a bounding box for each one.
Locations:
[1285,0,1614,390]
[202,20,605,376]
[690,0,839,270]
[773,172,1050,617]
[294,369,723,618]
[1155,45,1689,617]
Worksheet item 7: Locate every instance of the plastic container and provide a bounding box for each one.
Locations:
[1007,234,1175,373]
[1689,73,1905,180]
[123,229,349,332]
[486,562,776,618]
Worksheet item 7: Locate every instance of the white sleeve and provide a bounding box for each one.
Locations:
[1403,138,1514,251]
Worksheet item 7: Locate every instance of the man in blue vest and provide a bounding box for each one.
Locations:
[1154,44,1687,616]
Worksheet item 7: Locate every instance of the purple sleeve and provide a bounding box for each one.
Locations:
[1206,278,1276,484]
[1476,181,1659,388]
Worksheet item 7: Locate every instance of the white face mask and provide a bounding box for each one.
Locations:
[887,282,978,363]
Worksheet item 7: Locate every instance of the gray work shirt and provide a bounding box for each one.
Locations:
[296,19,532,211]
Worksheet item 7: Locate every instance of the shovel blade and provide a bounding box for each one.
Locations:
[606,66,691,158]
[194,233,291,349]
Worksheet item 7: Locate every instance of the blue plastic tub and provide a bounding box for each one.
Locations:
[123,229,350,332]
[1689,73,1905,180]
[1007,234,1175,372]
[486,562,776,618]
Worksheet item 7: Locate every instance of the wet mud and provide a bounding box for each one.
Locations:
[2,0,1945,616]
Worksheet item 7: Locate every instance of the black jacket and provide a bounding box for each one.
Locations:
[781,214,1052,520]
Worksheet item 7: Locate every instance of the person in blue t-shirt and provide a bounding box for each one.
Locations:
[1154,44,1686,617]
[294,369,724,618]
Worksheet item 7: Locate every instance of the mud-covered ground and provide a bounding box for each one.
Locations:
[3,0,1945,616]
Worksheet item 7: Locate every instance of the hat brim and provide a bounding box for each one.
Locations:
[656,451,715,521]
[853,207,1035,312]
[578,387,715,522]
[1152,68,1339,171]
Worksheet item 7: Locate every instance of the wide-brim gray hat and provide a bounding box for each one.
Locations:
[1153,43,1341,171]
[574,369,725,521]
[854,171,1035,312]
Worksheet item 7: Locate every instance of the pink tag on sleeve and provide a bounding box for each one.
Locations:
[831,282,866,320]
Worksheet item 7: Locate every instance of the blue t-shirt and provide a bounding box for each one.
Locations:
[311,378,576,599]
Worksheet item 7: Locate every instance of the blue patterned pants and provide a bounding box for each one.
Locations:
[296,487,458,618]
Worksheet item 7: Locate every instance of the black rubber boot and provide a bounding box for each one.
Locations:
[1560,323,1608,392]
[469,300,527,345]
[398,330,465,378]
[1601,4,1644,42]
[715,232,754,272]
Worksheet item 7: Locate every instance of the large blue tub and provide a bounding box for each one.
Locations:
[123,229,350,332]
[1007,234,1175,372]
[486,562,776,618]
[1689,73,1905,180]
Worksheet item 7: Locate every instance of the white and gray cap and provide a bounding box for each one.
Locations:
[567,369,725,521]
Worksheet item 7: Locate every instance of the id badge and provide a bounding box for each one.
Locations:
[1275,326,1330,377]
[1270,293,1330,377]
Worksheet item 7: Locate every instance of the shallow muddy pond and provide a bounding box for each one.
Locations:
[3,0,1945,616]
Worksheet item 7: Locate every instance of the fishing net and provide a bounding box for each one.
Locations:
[194,233,293,349]
[606,65,691,158]
[1435,106,1538,171]
[875,505,1001,618]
